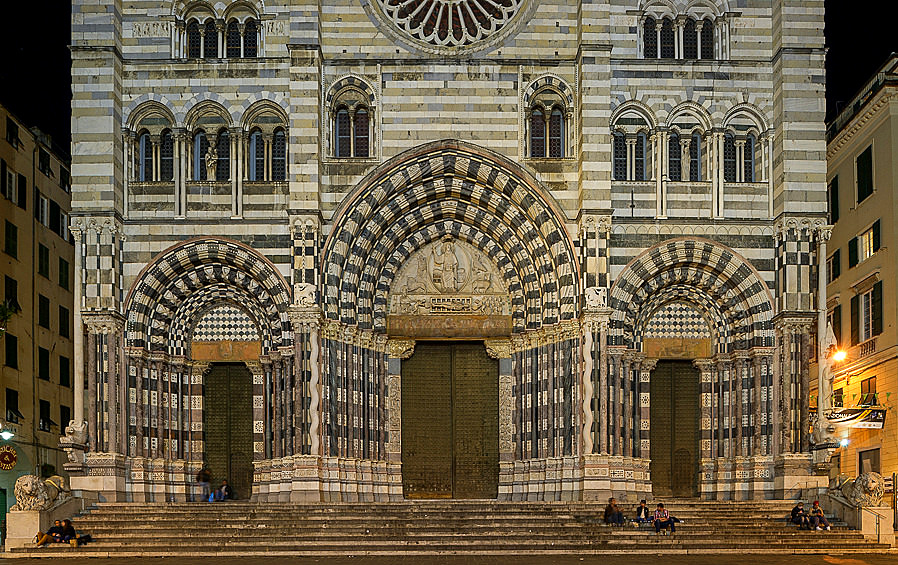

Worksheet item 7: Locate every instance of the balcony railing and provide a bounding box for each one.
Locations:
[857,337,877,359]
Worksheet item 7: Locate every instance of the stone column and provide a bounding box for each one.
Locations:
[622,352,634,457]
[386,338,414,501]
[87,332,98,452]
[70,228,85,429]
[608,349,624,455]
[486,338,513,498]
[638,358,657,459]
[694,358,714,499]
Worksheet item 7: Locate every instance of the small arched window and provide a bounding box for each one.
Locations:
[613,133,626,181]
[549,108,565,158]
[683,19,698,59]
[701,19,714,59]
[530,109,545,158]
[723,133,736,182]
[226,21,241,58]
[660,18,675,59]
[160,129,174,182]
[187,21,202,59]
[138,132,152,182]
[249,130,264,181]
[216,129,230,181]
[643,17,657,59]
[354,108,370,158]
[744,134,756,182]
[193,130,208,180]
[272,129,287,181]
[244,20,258,58]
[689,133,701,181]
[668,133,681,181]
[204,20,218,58]
[635,132,647,181]
[335,108,351,158]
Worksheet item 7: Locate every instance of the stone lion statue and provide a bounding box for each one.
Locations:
[9,474,70,511]
[829,472,886,507]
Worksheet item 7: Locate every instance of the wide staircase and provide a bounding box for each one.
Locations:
[9,499,892,557]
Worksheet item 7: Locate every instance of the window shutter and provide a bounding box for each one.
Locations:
[828,176,839,224]
[848,237,858,267]
[832,305,842,346]
[850,294,859,346]
[831,248,841,280]
[856,145,873,203]
[872,219,881,252]
[871,281,883,337]
[0,159,6,197]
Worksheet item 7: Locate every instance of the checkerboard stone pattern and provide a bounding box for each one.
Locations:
[644,302,712,339]
[192,305,260,342]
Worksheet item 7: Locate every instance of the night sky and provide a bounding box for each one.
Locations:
[0,3,894,158]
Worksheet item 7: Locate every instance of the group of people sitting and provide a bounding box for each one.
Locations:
[604,498,680,534]
[790,500,832,531]
[35,519,89,547]
[195,468,233,502]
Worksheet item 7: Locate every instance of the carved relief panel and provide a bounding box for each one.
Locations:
[387,237,512,338]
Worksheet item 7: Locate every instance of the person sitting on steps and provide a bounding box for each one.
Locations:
[634,499,651,526]
[603,497,625,526]
[210,479,233,502]
[791,501,810,530]
[34,520,64,546]
[653,503,676,535]
[809,500,831,531]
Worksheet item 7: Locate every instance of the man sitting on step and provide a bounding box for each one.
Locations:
[809,501,831,531]
[790,502,810,530]
[653,503,676,535]
[603,497,625,526]
[633,499,651,526]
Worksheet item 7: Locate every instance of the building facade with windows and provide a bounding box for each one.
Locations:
[67,0,829,503]
[822,55,898,480]
[0,104,74,512]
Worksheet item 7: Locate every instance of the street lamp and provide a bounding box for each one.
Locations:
[0,430,14,441]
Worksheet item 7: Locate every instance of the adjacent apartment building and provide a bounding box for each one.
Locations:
[824,55,898,479]
[0,103,74,512]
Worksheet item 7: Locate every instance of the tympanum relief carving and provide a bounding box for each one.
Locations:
[387,237,512,338]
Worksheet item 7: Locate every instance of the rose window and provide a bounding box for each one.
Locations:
[377,0,524,47]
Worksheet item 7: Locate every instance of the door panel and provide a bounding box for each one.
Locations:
[204,363,253,499]
[650,361,700,497]
[402,342,498,499]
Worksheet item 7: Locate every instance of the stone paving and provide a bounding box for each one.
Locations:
[2,555,897,565]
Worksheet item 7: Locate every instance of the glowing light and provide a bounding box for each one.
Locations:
[839,438,849,447]
[832,350,847,362]
[0,431,13,441]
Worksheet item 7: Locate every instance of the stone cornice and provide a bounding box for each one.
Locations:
[827,87,898,161]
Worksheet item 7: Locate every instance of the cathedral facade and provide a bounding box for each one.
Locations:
[66,0,830,502]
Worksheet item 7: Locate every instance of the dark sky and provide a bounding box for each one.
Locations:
[0,3,894,159]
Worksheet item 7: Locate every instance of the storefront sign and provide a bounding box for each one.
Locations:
[826,407,886,429]
[0,444,17,470]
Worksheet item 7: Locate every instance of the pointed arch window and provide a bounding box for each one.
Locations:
[684,19,698,59]
[160,129,174,182]
[548,108,564,158]
[689,133,702,181]
[215,129,230,181]
[203,20,218,58]
[193,130,209,181]
[244,20,258,58]
[272,129,287,181]
[723,133,736,182]
[335,108,352,158]
[643,17,657,59]
[660,18,675,59]
[744,134,756,182]
[249,130,264,181]
[138,132,152,182]
[701,19,714,59]
[613,132,627,181]
[354,108,370,158]
[530,109,546,158]
[226,21,241,58]
[668,133,681,181]
[187,21,202,59]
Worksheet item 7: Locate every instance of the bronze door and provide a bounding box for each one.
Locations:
[401,342,498,499]
[203,362,253,499]
[649,360,700,497]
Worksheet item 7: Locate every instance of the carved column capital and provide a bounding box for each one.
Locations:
[641,358,659,373]
[484,338,512,359]
[693,358,715,372]
[387,338,415,359]
[83,312,125,335]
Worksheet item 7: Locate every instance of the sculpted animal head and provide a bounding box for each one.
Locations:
[10,475,51,511]
[844,472,886,507]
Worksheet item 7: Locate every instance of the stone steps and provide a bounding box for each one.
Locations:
[9,500,890,557]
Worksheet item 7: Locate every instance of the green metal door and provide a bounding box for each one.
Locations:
[204,363,253,499]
